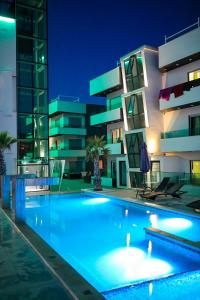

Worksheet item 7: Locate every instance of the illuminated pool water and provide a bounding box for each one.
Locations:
[25,193,200,293]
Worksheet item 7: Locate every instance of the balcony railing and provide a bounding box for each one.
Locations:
[159,78,200,101]
[161,128,200,139]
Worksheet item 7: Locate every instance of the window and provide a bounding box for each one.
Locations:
[129,171,144,188]
[111,128,123,143]
[18,62,47,89]
[188,69,200,81]
[17,37,47,64]
[189,115,200,136]
[68,117,82,128]
[18,140,48,164]
[18,114,48,139]
[191,161,200,185]
[124,53,144,92]
[125,132,143,168]
[68,139,82,150]
[125,93,145,130]
[18,88,48,114]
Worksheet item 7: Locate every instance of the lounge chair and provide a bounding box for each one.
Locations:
[140,183,186,200]
[136,177,170,198]
[186,200,200,212]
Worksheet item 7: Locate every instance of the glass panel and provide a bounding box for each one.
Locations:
[18,88,48,114]
[17,0,47,9]
[68,117,82,128]
[124,53,144,92]
[18,62,47,89]
[126,132,143,168]
[18,114,33,139]
[16,6,47,39]
[18,140,48,164]
[125,93,145,130]
[18,114,48,139]
[17,37,47,64]
[190,115,200,136]
[130,171,144,187]
[69,139,82,150]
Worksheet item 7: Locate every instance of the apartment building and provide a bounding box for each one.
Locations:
[0,0,49,177]
[49,97,106,176]
[90,24,200,188]
[158,25,200,180]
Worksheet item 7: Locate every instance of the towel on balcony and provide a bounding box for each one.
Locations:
[173,83,184,98]
[159,87,172,101]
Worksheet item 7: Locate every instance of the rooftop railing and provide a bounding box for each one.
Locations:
[165,17,200,43]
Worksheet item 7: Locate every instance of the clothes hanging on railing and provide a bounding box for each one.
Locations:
[159,78,200,101]
[159,87,172,101]
[173,83,184,98]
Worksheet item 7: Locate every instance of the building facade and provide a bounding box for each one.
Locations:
[90,24,200,188]
[0,0,49,177]
[49,97,106,177]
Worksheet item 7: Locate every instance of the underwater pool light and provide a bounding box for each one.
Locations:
[83,197,110,205]
[161,218,192,229]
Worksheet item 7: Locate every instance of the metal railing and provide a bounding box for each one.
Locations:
[165,17,200,43]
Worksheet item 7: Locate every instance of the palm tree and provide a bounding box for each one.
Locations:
[0,131,17,175]
[86,135,110,191]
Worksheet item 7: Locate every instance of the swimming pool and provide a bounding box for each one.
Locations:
[25,192,200,294]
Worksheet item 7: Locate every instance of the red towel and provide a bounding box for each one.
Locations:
[159,87,172,101]
[173,84,184,98]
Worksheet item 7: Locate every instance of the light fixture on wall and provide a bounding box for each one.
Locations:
[148,139,156,156]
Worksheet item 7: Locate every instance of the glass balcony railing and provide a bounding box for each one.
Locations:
[161,128,200,139]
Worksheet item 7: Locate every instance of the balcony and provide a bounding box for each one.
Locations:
[49,100,86,116]
[49,149,86,158]
[90,108,122,126]
[106,142,123,155]
[160,128,200,152]
[159,26,200,70]
[159,79,200,112]
[49,127,86,137]
[90,67,122,96]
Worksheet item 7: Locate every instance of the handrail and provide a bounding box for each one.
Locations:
[165,17,200,43]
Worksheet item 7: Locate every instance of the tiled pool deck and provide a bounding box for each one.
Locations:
[0,186,200,299]
[0,209,71,300]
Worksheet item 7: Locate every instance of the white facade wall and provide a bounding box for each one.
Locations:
[0,20,17,175]
[162,59,200,88]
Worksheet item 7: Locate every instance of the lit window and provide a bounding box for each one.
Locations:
[189,69,200,81]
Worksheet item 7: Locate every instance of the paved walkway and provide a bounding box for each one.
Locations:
[0,209,71,300]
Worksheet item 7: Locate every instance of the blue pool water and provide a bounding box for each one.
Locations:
[25,193,200,293]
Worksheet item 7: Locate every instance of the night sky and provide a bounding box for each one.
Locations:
[48,0,200,104]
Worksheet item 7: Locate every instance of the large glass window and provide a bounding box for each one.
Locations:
[17,0,47,9]
[18,140,48,164]
[16,6,47,39]
[125,93,145,130]
[69,161,84,173]
[190,115,200,136]
[18,114,48,139]
[126,132,143,168]
[18,62,47,89]
[124,53,144,92]
[17,37,47,64]
[18,88,48,114]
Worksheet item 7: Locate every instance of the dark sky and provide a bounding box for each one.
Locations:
[48,0,200,104]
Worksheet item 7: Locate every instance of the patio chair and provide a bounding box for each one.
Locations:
[186,200,200,212]
[140,183,186,200]
[136,177,170,198]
